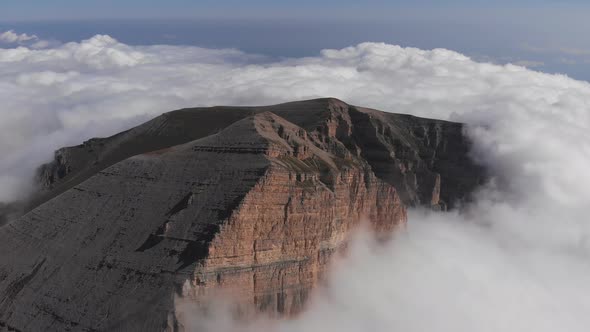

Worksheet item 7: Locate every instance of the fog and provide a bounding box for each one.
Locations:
[2,31,590,331]
[178,210,590,331]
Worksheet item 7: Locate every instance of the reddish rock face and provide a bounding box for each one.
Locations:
[170,112,406,318]
[0,99,484,331]
[189,149,406,317]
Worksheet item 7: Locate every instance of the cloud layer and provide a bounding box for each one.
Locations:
[2,30,590,331]
[2,32,589,203]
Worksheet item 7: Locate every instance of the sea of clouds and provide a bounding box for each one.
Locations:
[2,31,590,331]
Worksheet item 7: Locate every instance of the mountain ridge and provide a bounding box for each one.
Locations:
[34,98,482,212]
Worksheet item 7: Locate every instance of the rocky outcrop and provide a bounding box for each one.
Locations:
[0,98,484,331]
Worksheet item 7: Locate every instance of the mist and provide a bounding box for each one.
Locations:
[2,30,590,330]
[176,184,590,331]
[178,208,590,332]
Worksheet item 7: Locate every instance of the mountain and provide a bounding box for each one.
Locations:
[0,98,485,331]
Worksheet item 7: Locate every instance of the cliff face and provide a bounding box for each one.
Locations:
[0,99,484,331]
[184,114,405,318]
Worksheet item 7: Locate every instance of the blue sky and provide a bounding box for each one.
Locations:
[1,0,588,20]
[2,0,590,81]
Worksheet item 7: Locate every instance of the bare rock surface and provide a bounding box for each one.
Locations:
[0,98,485,331]
[0,203,21,227]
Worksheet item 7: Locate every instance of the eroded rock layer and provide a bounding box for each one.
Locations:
[0,98,484,331]
[184,114,406,318]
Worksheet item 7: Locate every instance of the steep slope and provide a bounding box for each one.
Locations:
[31,107,261,212]
[0,117,271,331]
[0,98,485,331]
[272,99,484,209]
[348,106,480,209]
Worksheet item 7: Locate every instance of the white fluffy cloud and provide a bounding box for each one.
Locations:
[0,30,38,44]
[178,212,590,332]
[2,30,590,331]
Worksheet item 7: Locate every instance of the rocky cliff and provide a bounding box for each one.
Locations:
[0,98,485,331]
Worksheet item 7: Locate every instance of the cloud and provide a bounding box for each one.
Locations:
[0,30,38,44]
[177,208,590,332]
[512,60,545,68]
[523,44,590,59]
[2,30,590,331]
[559,57,578,65]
